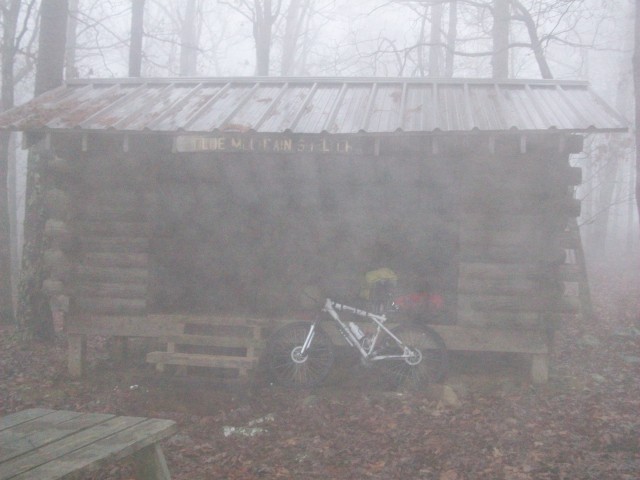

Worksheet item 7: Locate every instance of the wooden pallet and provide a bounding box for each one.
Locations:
[145,315,264,379]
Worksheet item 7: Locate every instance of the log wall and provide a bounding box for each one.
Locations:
[46,132,582,383]
[48,136,156,331]
[456,140,581,329]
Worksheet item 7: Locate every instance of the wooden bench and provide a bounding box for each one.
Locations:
[145,315,265,379]
[0,408,176,480]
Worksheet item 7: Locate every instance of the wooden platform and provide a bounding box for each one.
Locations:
[0,408,176,479]
[67,314,550,383]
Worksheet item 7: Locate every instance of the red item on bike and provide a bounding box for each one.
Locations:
[394,292,444,313]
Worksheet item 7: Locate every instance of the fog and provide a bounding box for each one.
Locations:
[0,2,639,478]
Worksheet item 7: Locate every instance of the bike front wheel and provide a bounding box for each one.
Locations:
[379,323,448,389]
[266,321,335,388]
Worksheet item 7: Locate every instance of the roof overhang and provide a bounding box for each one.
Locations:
[0,77,628,136]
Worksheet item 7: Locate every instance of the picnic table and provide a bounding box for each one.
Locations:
[0,408,176,480]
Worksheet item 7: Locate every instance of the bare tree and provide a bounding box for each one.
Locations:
[633,3,640,228]
[280,0,310,75]
[444,0,457,76]
[65,0,79,78]
[129,0,145,76]
[492,0,509,78]
[220,0,284,75]
[180,0,200,76]
[17,0,68,341]
[1,0,37,324]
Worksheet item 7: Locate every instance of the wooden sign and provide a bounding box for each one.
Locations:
[174,134,370,155]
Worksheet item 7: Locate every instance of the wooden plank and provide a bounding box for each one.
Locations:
[79,221,148,237]
[558,263,580,281]
[147,314,264,327]
[146,352,257,369]
[0,412,112,464]
[78,205,148,222]
[133,443,171,480]
[67,335,86,378]
[430,325,548,354]
[81,253,149,269]
[458,262,548,281]
[74,297,147,316]
[458,275,540,295]
[11,419,176,480]
[73,282,148,299]
[162,334,263,349]
[80,237,148,254]
[75,266,148,284]
[0,410,55,433]
[66,316,183,337]
[0,416,149,480]
[457,294,578,314]
[461,194,580,216]
[459,243,565,264]
[531,354,549,384]
[456,309,541,328]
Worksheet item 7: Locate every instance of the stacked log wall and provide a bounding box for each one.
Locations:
[456,137,582,329]
[55,136,155,326]
[41,146,80,315]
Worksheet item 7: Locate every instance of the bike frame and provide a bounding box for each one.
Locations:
[299,298,416,362]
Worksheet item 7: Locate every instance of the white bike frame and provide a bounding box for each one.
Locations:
[299,298,417,362]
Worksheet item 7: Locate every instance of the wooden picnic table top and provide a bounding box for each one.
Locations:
[0,408,176,480]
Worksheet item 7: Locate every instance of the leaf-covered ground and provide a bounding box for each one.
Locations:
[1,262,639,479]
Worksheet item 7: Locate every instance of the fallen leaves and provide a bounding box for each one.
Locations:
[1,262,639,479]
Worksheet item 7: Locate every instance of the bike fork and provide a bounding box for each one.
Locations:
[300,323,316,356]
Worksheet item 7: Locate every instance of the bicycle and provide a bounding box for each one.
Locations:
[266,295,448,389]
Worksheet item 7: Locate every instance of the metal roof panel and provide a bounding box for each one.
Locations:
[0,77,627,135]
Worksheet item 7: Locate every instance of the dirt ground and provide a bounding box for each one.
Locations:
[1,262,639,479]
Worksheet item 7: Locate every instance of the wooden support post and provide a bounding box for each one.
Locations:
[110,336,129,363]
[133,443,172,480]
[68,334,86,378]
[531,354,549,384]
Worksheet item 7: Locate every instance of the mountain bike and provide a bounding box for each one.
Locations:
[266,297,448,389]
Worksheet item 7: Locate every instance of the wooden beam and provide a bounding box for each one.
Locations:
[68,335,86,378]
[66,315,183,337]
[531,354,549,384]
[429,325,548,354]
[132,443,171,480]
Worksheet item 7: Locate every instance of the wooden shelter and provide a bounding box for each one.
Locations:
[0,77,627,383]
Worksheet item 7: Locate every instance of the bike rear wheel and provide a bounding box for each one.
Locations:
[267,321,335,388]
[379,323,447,389]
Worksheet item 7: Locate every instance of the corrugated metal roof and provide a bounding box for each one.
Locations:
[0,77,627,134]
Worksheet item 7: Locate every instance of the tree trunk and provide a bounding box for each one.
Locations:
[512,0,553,79]
[0,132,12,324]
[281,0,308,76]
[8,135,19,318]
[254,0,272,76]
[492,0,509,79]
[17,0,68,341]
[129,0,145,77]
[65,0,79,79]
[445,0,458,78]
[635,0,640,225]
[0,0,22,324]
[33,0,68,95]
[429,1,443,77]
[17,147,54,340]
[179,0,198,76]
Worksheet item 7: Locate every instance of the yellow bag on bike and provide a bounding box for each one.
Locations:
[360,267,397,301]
